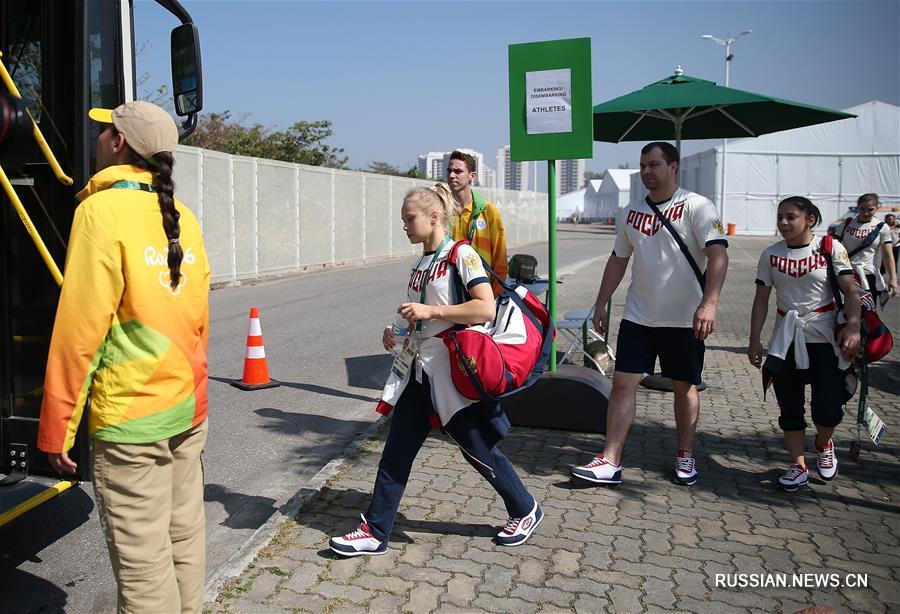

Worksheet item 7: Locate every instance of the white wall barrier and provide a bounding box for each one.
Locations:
[173,146,549,285]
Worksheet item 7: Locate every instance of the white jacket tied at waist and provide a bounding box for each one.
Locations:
[767,309,850,371]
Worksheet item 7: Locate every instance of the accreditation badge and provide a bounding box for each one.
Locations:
[391,347,416,380]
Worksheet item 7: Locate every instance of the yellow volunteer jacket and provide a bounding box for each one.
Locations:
[451,190,508,295]
[38,165,211,454]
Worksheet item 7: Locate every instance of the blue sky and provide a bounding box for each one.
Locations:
[135,1,899,186]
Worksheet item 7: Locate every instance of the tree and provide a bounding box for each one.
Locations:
[367,161,402,176]
[183,112,347,168]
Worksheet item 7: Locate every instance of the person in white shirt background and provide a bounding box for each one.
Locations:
[749,196,861,492]
[831,193,898,302]
[882,213,899,279]
[571,142,729,488]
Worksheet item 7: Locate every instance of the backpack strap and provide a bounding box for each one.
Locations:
[847,222,885,258]
[820,235,845,311]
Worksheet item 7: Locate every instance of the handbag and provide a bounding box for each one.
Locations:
[821,235,893,362]
[443,242,555,403]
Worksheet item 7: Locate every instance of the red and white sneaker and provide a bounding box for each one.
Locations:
[329,514,387,556]
[571,453,622,485]
[674,450,698,486]
[778,463,809,492]
[496,499,544,547]
[816,439,838,481]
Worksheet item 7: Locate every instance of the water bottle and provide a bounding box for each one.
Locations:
[389,313,410,356]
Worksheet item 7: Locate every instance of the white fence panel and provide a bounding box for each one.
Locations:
[174,145,548,285]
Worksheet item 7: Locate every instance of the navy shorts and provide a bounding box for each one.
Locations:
[614,319,705,385]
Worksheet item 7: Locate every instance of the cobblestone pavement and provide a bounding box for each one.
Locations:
[206,235,900,614]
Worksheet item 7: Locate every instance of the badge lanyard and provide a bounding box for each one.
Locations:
[414,235,451,335]
[467,213,480,242]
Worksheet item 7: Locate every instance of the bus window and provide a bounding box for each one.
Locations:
[5,0,42,121]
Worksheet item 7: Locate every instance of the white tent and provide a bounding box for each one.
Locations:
[582,179,603,219]
[593,169,638,221]
[556,187,584,221]
[676,100,900,235]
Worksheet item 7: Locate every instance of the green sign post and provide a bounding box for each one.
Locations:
[508,37,592,370]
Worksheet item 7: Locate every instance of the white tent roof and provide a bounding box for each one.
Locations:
[600,169,638,193]
[589,179,602,193]
[721,100,899,154]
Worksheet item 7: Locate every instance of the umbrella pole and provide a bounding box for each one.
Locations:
[675,120,682,183]
[548,159,557,371]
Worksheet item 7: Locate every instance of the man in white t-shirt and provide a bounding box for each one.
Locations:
[572,142,729,487]
[830,193,898,301]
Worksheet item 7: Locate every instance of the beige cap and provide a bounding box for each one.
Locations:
[88,101,178,160]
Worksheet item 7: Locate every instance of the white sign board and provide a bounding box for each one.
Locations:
[525,68,572,135]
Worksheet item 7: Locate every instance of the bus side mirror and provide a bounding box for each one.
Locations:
[170,23,202,118]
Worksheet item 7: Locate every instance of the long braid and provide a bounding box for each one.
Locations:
[113,126,182,289]
[151,152,183,289]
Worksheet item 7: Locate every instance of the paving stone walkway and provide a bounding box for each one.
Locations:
[206,235,900,614]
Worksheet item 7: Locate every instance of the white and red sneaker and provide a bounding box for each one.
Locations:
[778,463,809,492]
[329,514,387,556]
[674,450,698,486]
[816,439,838,481]
[571,453,622,485]
[496,499,543,547]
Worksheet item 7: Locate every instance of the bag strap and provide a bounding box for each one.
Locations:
[836,217,853,242]
[645,195,706,292]
[847,222,885,258]
[820,235,845,311]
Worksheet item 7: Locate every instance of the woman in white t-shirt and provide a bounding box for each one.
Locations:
[749,196,861,492]
[330,183,542,557]
[831,193,899,300]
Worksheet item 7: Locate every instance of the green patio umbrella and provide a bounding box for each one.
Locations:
[593,69,855,150]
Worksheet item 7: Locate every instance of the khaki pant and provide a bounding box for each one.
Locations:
[93,420,207,614]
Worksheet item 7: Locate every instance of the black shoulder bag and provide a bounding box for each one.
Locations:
[645,195,706,292]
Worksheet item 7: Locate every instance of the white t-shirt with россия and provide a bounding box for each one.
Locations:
[405,241,489,338]
[835,217,893,274]
[755,235,854,343]
[613,188,728,328]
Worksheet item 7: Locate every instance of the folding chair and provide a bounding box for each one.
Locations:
[556,305,616,374]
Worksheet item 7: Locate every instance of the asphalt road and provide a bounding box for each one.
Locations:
[0,226,613,613]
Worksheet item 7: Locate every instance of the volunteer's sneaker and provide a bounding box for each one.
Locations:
[674,450,698,486]
[816,439,838,481]
[571,454,622,485]
[496,499,544,547]
[329,515,387,557]
[778,463,809,492]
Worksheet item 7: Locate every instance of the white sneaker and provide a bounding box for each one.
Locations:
[778,464,809,492]
[329,514,387,556]
[674,450,698,486]
[571,454,622,485]
[496,499,544,547]
[816,440,838,481]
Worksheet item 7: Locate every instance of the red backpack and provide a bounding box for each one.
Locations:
[443,242,555,402]
[822,234,893,363]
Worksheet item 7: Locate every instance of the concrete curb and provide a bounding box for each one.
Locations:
[202,415,388,602]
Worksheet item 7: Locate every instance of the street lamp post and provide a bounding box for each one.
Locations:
[701,30,751,220]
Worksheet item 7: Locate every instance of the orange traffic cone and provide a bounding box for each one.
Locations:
[231,306,280,390]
